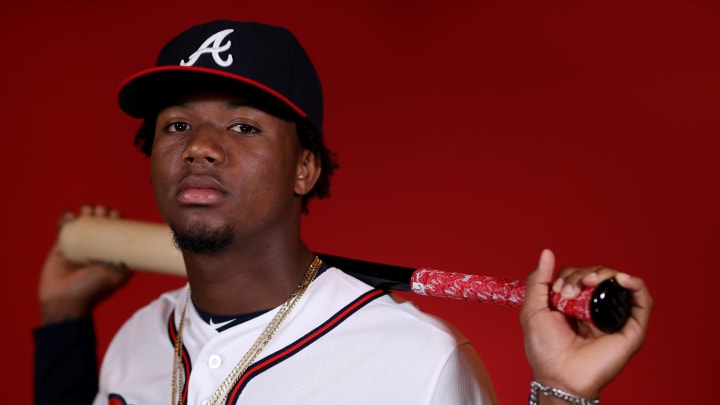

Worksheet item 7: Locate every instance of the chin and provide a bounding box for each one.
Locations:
[170,221,235,255]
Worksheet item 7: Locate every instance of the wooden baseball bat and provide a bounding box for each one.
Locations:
[58,216,632,333]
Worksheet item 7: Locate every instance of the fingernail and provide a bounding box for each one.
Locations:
[561,284,576,299]
[585,272,598,282]
[552,278,564,293]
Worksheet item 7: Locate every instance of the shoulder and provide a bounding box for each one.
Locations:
[97,285,187,401]
[294,268,498,404]
[320,267,465,341]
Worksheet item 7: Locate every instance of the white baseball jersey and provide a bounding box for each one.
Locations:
[95,268,496,404]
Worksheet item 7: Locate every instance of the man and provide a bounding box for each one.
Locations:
[35,20,652,404]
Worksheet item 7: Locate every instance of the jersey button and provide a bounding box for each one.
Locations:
[208,354,222,368]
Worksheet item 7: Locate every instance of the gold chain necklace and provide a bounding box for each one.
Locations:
[171,256,322,405]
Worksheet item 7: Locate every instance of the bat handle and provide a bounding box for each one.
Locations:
[323,255,633,334]
[410,269,632,333]
[547,277,632,333]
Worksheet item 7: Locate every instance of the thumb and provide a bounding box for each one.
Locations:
[523,249,555,312]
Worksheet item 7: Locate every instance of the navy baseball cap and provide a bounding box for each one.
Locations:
[118,20,324,130]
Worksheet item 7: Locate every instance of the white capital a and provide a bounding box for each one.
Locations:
[180,29,235,67]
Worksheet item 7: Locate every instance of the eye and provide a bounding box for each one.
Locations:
[165,121,191,133]
[229,123,259,135]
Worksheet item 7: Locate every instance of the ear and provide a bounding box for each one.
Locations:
[294,149,321,196]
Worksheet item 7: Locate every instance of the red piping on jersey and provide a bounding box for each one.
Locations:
[168,310,192,405]
[225,288,388,404]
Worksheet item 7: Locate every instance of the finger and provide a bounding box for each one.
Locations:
[80,204,93,216]
[57,210,75,227]
[615,273,653,331]
[580,267,621,287]
[555,266,576,280]
[97,264,134,285]
[535,249,555,285]
[55,210,76,236]
[552,266,590,295]
[524,249,555,311]
[554,265,614,299]
[94,205,107,216]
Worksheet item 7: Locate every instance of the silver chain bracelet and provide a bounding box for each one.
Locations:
[529,380,599,405]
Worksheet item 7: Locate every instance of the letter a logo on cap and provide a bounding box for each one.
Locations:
[180,29,234,67]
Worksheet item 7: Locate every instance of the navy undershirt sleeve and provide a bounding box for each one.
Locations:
[33,318,98,405]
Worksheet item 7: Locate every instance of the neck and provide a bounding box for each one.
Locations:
[182,240,316,315]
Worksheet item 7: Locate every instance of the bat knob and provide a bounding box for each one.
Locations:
[590,278,632,333]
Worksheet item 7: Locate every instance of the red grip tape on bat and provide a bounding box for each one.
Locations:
[410,269,630,333]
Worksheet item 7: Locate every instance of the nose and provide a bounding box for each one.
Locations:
[181,125,226,165]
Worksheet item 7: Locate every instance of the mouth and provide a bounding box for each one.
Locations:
[176,175,227,206]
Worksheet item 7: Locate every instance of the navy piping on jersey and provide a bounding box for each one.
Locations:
[166,288,388,405]
[196,263,331,332]
[196,306,272,332]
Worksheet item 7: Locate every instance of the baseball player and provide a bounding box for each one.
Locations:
[35,20,652,405]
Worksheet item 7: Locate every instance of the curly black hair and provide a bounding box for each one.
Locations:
[133,117,338,214]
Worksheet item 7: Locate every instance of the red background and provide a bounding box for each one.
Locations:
[3,1,719,403]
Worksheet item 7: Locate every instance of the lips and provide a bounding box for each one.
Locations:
[176,175,227,205]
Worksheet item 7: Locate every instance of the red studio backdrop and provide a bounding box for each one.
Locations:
[3,1,718,403]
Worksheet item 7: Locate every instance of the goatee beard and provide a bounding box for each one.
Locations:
[171,223,234,254]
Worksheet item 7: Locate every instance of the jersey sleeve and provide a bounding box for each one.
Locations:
[33,318,99,405]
